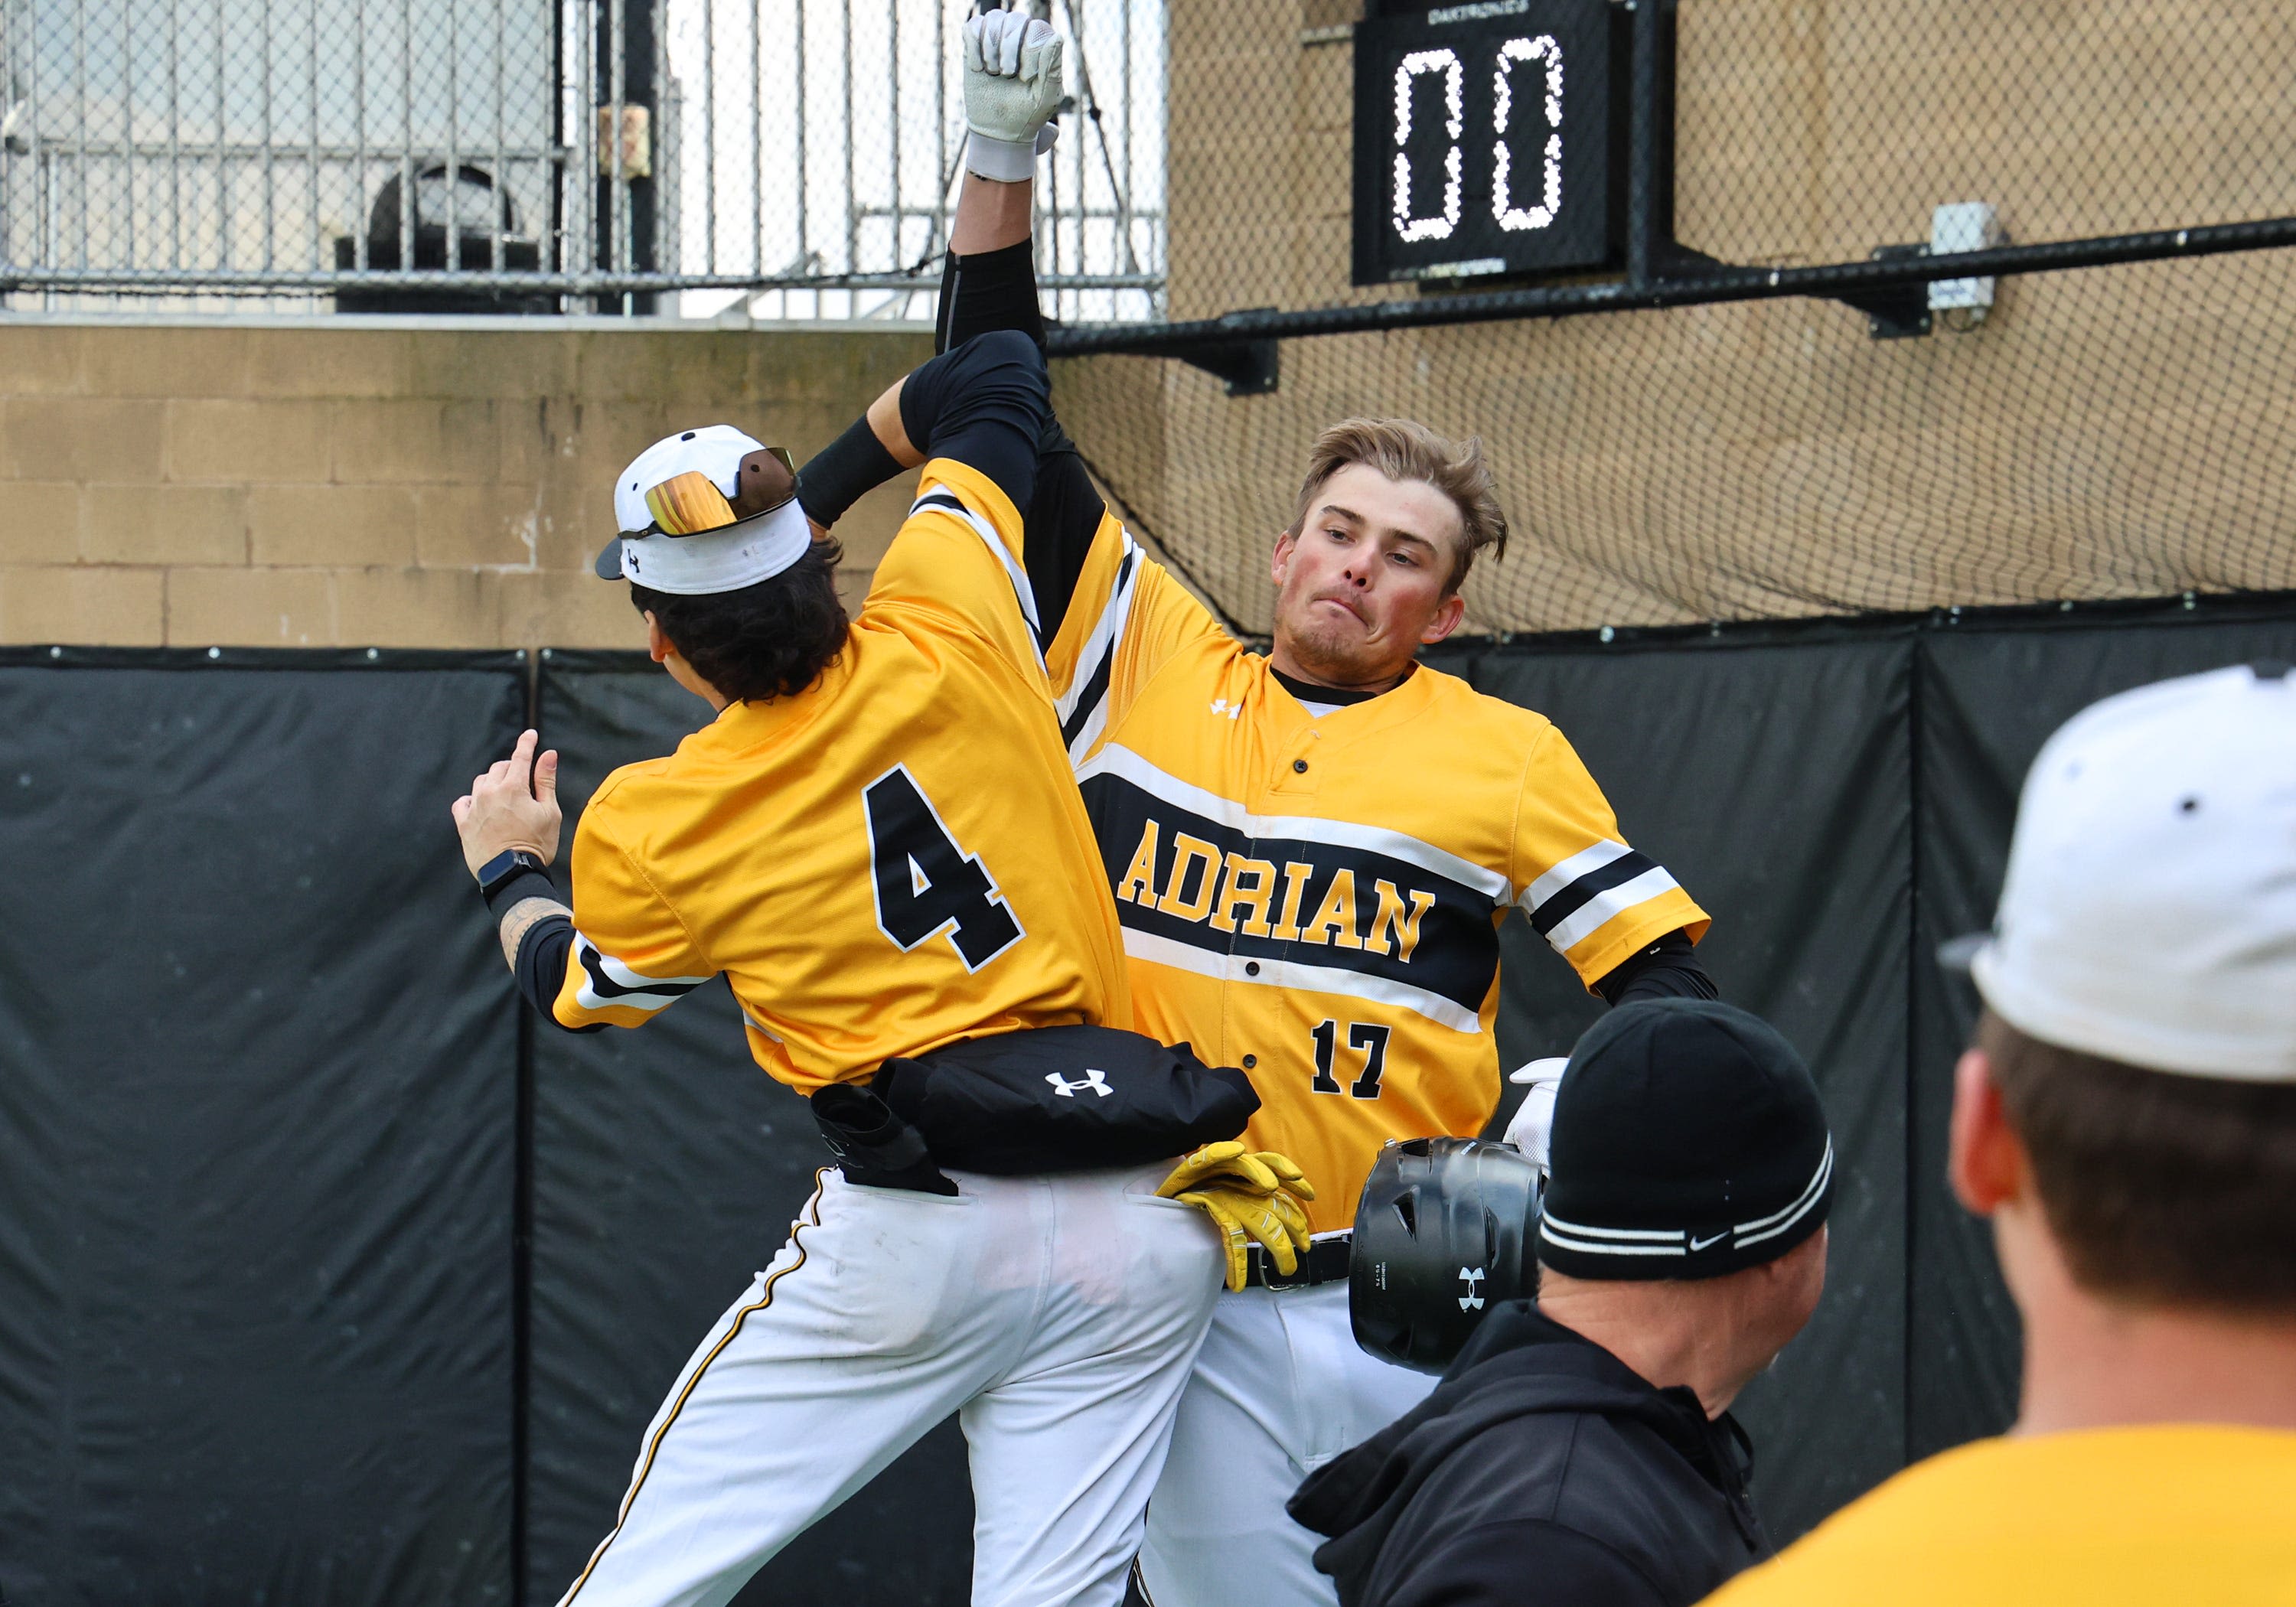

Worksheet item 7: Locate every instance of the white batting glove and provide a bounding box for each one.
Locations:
[963,7,1063,182]
[1502,1057,1570,1172]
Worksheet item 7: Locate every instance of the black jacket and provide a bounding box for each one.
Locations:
[1287,1302,1769,1607]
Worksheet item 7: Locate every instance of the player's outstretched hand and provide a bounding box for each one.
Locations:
[962,7,1062,181]
[1160,1143,1317,1292]
[451,727,564,876]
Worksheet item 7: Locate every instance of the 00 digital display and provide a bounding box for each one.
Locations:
[1351,0,1629,286]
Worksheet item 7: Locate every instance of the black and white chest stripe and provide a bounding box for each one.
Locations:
[1077,745,1512,1032]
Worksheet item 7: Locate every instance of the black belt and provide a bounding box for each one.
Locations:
[1244,1234,1352,1290]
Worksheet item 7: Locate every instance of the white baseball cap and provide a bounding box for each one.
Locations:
[594,425,814,596]
[1955,661,2296,1082]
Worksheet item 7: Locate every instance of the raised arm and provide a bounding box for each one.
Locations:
[939,172,1042,351]
[881,329,1052,510]
[797,8,1107,640]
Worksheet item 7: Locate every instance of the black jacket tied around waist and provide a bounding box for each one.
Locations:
[873,1022,1258,1175]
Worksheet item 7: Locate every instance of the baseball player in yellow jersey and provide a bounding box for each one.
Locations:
[448,327,1313,1607]
[789,16,1717,1605]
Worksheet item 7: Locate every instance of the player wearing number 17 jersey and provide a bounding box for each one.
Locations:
[790,20,1717,1604]
[449,329,1311,1607]
[1057,435,1713,1607]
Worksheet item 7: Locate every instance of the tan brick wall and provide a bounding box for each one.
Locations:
[0,322,931,650]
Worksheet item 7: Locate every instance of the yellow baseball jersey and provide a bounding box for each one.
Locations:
[1704,1425,2296,1605]
[1045,518,1708,1235]
[551,458,1131,1091]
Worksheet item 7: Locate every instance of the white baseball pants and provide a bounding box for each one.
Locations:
[1135,1282,1437,1607]
[557,1161,1223,1607]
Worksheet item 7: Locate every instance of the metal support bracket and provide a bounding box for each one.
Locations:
[1840,244,1933,339]
[1654,243,1727,278]
[1169,321,1282,396]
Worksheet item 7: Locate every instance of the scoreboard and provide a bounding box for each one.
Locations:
[1351,0,1632,286]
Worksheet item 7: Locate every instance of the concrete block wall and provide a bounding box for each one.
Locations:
[0,321,931,650]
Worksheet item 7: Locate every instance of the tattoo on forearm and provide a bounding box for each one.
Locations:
[498,896,572,969]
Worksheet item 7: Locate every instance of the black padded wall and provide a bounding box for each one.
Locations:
[4,595,2285,1604]
[0,649,524,1606]
[1459,631,1916,1543]
[523,650,974,1607]
[1906,606,2296,1462]
[1458,594,2296,1540]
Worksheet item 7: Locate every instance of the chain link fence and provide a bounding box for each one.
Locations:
[1049,0,2296,634]
[0,0,1165,318]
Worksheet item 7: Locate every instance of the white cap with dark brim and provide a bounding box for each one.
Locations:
[594,424,813,596]
[1946,661,2296,1083]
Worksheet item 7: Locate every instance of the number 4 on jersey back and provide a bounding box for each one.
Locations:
[865,764,1025,970]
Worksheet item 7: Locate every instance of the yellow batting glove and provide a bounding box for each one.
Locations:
[1174,1183,1315,1292]
[1158,1141,1319,1203]
[1164,1150,1317,1292]
[1251,1149,1316,1202]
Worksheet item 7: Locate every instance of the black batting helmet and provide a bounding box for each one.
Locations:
[1349,1136,1544,1374]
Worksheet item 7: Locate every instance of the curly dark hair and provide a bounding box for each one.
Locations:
[630,538,850,704]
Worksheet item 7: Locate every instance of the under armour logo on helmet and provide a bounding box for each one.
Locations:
[1045,1068,1114,1099]
[1457,1266,1487,1311]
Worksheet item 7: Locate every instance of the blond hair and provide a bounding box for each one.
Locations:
[1287,418,1509,594]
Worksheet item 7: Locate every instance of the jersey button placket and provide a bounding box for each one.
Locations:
[1270,731,1320,797]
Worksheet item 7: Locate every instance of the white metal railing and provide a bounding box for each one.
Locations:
[0,0,1165,319]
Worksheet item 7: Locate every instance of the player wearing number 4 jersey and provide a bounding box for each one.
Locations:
[789,15,1717,1607]
[449,323,1314,1607]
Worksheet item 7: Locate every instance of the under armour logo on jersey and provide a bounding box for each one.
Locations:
[1046,1068,1114,1099]
[1208,699,1244,719]
[1457,1266,1486,1310]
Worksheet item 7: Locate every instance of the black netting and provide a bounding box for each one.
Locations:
[1052,0,2296,634]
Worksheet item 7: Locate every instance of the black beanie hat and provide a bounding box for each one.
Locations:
[1537,999,1833,1282]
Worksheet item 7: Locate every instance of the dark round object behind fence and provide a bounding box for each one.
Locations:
[1349,1136,1545,1375]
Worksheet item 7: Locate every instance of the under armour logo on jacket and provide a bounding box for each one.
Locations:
[1457,1266,1486,1310]
[1208,699,1243,719]
[1046,1069,1114,1099]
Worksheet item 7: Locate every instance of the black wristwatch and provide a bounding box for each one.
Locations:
[476,848,549,898]
[475,849,555,918]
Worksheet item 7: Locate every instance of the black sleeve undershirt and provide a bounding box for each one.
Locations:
[1592,927,1718,1007]
[892,328,1051,517]
[512,911,603,1033]
[793,241,1106,641]
[937,242,1109,639]
[937,237,1049,354]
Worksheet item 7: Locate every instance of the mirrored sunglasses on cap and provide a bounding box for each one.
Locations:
[637,445,797,536]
